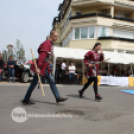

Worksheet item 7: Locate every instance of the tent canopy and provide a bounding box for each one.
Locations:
[53,46,133,64]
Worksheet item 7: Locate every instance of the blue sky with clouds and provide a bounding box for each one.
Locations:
[0,0,63,60]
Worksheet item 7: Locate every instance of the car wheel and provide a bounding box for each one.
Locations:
[21,72,29,83]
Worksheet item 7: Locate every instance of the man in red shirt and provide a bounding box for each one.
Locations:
[79,43,104,101]
[22,30,68,104]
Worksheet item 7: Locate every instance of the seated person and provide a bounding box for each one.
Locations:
[17,57,24,65]
[0,55,4,81]
[7,56,16,83]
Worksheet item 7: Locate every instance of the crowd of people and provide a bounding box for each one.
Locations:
[55,60,77,84]
[99,64,132,77]
[0,53,24,82]
[0,53,133,84]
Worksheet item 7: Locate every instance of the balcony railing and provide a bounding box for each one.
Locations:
[98,36,134,42]
[70,13,112,20]
[114,16,134,23]
[115,0,134,6]
[73,0,113,3]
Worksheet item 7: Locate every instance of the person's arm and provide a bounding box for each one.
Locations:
[100,50,104,61]
[7,61,11,68]
[84,51,94,68]
[13,61,16,68]
[37,52,47,69]
[68,66,70,70]
[37,42,50,69]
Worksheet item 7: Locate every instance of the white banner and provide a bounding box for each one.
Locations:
[101,76,128,87]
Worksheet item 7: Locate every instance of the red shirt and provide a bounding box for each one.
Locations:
[84,50,104,77]
[31,39,53,76]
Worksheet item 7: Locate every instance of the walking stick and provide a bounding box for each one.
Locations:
[31,49,45,97]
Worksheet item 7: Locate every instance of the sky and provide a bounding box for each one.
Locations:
[0,0,63,60]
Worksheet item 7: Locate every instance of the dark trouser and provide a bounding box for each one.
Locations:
[55,71,60,84]
[8,68,15,81]
[69,74,75,84]
[81,76,98,96]
[23,70,60,101]
[0,73,2,81]
[62,70,66,83]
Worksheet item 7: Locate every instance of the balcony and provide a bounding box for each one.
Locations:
[98,36,134,43]
[68,37,134,51]
[115,0,134,7]
[70,13,112,20]
[98,36,134,51]
[114,16,134,23]
[71,0,114,8]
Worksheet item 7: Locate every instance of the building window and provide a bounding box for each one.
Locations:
[75,28,80,39]
[74,26,96,40]
[81,27,88,39]
[99,26,109,37]
[89,26,95,38]
[113,29,134,39]
[62,31,72,47]
[115,11,130,19]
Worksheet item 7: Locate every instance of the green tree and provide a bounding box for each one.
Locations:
[14,39,25,61]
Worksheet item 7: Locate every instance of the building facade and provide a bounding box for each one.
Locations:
[52,0,134,53]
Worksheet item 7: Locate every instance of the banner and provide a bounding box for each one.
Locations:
[101,76,128,87]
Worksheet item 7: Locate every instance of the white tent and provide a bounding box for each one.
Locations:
[52,46,134,77]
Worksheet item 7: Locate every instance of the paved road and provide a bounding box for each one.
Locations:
[0,83,134,134]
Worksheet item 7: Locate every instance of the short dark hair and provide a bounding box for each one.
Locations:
[50,30,57,35]
[92,42,101,50]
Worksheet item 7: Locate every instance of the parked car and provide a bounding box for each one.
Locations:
[2,63,34,83]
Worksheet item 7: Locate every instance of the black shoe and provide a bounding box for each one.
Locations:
[56,97,68,103]
[22,99,36,105]
[95,95,102,101]
[78,90,83,98]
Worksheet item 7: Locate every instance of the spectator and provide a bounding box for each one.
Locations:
[122,70,129,77]
[7,56,16,83]
[49,62,53,74]
[61,60,67,84]
[55,61,61,84]
[17,57,24,65]
[104,64,108,71]
[68,62,76,84]
[112,70,118,77]
[0,55,4,81]
[102,70,108,76]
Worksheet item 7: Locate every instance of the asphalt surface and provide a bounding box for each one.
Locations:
[0,82,134,134]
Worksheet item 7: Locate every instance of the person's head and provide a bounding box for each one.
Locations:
[50,30,58,43]
[63,60,66,63]
[93,42,101,51]
[105,70,108,74]
[57,61,60,64]
[19,57,21,60]
[71,62,74,66]
[114,70,117,74]
[125,71,128,74]
[9,56,13,61]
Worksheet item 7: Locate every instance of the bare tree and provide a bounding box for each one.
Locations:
[14,39,25,62]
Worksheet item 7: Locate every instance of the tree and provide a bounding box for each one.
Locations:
[14,39,25,62]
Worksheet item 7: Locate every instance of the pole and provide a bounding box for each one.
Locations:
[52,56,56,79]
[31,49,45,97]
